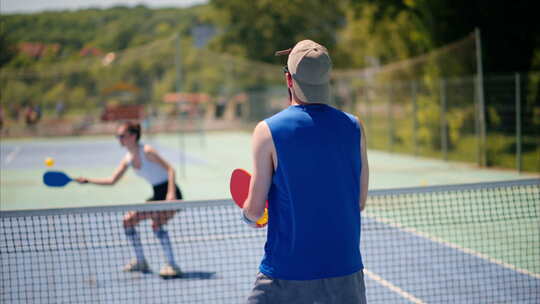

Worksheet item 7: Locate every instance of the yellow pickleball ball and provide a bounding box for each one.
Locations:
[45,157,55,167]
[256,208,268,226]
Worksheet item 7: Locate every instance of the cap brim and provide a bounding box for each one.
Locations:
[274,48,292,56]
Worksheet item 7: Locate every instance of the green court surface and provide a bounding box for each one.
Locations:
[1,130,538,211]
[365,185,540,275]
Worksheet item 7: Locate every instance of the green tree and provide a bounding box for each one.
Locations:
[209,0,344,64]
[0,19,17,67]
[336,2,432,68]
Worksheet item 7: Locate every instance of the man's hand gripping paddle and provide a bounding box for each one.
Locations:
[229,169,268,228]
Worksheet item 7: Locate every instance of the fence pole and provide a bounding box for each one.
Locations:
[350,85,357,115]
[440,79,448,161]
[175,33,186,178]
[475,28,487,167]
[515,73,522,173]
[388,84,394,152]
[363,86,371,140]
[411,80,418,156]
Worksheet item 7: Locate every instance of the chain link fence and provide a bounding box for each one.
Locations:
[329,72,539,173]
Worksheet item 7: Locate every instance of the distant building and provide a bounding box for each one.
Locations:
[79,47,103,57]
[163,92,211,104]
[18,42,60,58]
[163,92,212,116]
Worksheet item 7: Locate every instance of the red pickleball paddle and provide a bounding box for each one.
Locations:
[229,168,268,227]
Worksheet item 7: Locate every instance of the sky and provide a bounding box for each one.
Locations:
[1,0,208,14]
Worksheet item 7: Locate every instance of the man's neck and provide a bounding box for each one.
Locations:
[289,90,326,106]
[290,97,310,106]
[291,99,325,106]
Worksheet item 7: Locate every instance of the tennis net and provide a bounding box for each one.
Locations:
[1,179,539,303]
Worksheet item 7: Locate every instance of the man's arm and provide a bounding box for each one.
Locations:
[359,121,369,211]
[243,121,275,222]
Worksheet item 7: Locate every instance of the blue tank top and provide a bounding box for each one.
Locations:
[260,104,363,280]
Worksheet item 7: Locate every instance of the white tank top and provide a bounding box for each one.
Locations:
[126,144,169,186]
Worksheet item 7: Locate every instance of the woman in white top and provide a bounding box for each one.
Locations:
[76,121,183,278]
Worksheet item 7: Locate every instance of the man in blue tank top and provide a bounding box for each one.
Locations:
[242,40,370,303]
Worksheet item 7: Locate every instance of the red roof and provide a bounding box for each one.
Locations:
[79,47,103,57]
[163,92,212,104]
[18,42,60,58]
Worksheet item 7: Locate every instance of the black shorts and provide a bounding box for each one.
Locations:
[148,181,183,201]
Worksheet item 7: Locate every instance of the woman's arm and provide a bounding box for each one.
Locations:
[75,158,129,185]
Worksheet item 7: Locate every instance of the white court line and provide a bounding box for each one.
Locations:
[4,146,21,165]
[365,213,540,280]
[364,269,426,304]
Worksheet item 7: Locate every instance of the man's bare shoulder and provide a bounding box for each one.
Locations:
[353,116,367,135]
[253,121,272,140]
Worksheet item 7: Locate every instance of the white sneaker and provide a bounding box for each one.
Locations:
[159,264,182,278]
[123,259,150,273]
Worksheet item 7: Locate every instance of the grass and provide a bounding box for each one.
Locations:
[364,113,539,173]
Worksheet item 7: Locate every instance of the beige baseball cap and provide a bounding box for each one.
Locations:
[275,40,332,103]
